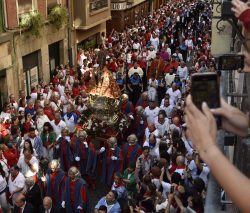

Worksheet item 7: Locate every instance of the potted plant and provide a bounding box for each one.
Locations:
[19,11,44,37]
[48,5,68,29]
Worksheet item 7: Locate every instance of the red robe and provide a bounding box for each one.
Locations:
[120,101,135,115]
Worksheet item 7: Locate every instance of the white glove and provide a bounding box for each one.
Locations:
[99,147,105,153]
[61,201,65,208]
[83,142,88,148]
[75,156,80,162]
[77,206,83,210]
[111,156,118,160]
[55,144,59,149]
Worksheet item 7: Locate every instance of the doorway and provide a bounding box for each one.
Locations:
[22,51,40,95]
[49,41,60,79]
[0,69,7,111]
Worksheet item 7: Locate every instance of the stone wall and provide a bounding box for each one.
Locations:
[14,24,68,95]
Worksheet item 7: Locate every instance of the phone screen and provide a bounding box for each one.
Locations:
[191,73,221,126]
[218,55,244,70]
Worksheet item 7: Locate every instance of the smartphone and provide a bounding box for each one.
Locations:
[221,0,248,18]
[170,185,175,193]
[191,72,221,127]
[218,54,244,70]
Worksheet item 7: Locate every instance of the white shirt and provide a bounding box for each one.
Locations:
[144,106,160,124]
[165,73,175,87]
[148,79,158,92]
[58,84,65,97]
[44,208,52,213]
[177,66,188,81]
[199,165,210,185]
[41,91,52,100]
[63,113,77,133]
[50,100,62,112]
[144,128,159,141]
[0,158,9,177]
[36,114,50,133]
[133,42,140,50]
[152,178,171,198]
[17,156,39,178]
[8,172,25,194]
[185,39,194,49]
[150,36,159,51]
[166,88,181,106]
[0,112,11,122]
[183,138,193,155]
[0,175,7,192]
[51,120,67,137]
[147,50,156,62]
[188,160,198,180]
[143,139,160,159]
[30,92,38,101]
[160,104,173,118]
[154,118,170,136]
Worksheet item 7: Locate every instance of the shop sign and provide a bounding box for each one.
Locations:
[111,2,127,10]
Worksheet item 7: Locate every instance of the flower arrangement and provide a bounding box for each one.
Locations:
[19,11,44,37]
[48,5,68,29]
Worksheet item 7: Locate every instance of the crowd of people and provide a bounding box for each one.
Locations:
[0,0,248,212]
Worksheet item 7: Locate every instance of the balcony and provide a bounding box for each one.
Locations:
[89,0,108,13]
[73,0,111,30]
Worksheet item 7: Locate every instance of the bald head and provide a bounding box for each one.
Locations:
[43,196,52,210]
[15,194,26,207]
[176,155,185,166]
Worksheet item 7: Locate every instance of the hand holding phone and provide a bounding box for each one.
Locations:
[191,72,221,127]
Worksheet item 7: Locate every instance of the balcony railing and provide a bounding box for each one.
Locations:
[89,0,108,12]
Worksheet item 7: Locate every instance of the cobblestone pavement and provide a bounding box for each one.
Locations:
[88,180,109,211]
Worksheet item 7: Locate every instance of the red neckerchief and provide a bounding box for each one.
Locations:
[114,181,124,188]
[54,119,61,125]
[11,172,18,181]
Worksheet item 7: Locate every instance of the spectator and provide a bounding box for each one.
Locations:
[39,196,60,213]
[95,190,121,213]
[8,165,25,205]
[13,193,34,213]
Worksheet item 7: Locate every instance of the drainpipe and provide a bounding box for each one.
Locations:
[67,0,73,67]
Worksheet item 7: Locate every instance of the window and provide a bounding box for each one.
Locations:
[17,0,37,15]
[47,0,61,14]
[89,0,108,12]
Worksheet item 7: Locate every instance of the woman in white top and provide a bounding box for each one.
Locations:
[19,139,38,157]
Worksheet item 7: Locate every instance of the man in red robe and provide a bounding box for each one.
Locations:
[62,167,90,213]
[71,130,97,189]
[45,159,66,208]
[120,94,134,116]
[121,134,142,169]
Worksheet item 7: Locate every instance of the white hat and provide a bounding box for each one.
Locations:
[18,107,25,112]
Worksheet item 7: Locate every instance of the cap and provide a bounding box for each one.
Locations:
[18,107,24,112]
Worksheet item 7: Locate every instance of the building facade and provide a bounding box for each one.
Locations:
[0,0,69,105]
[72,0,111,63]
[107,0,163,33]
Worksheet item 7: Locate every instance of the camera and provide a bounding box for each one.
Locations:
[170,185,175,193]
